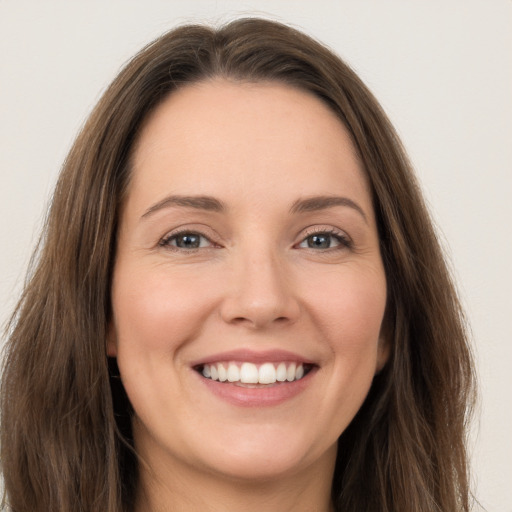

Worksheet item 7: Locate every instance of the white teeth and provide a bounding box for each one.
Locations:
[286,362,296,382]
[200,361,309,384]
[276,362,287,382]
[258,363,277,384]
[240,362,259,384]
[227,363,240,382]
[218,363,227,382]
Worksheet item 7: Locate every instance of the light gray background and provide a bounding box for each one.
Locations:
[1,2,511,511]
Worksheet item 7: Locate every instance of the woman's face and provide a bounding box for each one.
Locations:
[109,80,388,484]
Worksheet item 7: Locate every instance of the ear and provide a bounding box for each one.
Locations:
[375,310,393,374]
[375,332,391,373]
[106,322,118,357]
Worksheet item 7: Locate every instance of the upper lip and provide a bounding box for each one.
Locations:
[190,348,317,367]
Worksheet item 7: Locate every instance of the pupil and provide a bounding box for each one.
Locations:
[308,234,330,249]
[177,234,200,248]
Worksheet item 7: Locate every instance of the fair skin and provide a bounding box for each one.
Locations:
[108,80,388,512]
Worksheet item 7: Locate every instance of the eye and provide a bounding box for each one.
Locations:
[160,231,213,250]
[297,230,351,250]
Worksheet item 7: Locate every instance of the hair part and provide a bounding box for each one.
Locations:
[1,18,475,512]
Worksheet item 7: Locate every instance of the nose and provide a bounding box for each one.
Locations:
[219,247,301,330]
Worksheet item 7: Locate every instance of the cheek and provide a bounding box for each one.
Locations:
[110,264,217,355]
[289,265,387,441]
[303,265,387,361]
[311,265,385,327]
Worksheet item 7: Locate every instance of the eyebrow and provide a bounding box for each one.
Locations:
[140,193,367,223]
[141,195,225,219]
[290,195,368,223]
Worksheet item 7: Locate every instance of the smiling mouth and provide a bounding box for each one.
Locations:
[194,361,314,386]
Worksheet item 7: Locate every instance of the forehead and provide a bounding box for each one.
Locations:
[128,79,371,214]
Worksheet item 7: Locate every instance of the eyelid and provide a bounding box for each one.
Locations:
[301,225,351,241]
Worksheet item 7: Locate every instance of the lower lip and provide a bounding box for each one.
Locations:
[195,369,315,407]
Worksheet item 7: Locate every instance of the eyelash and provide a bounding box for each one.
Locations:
[158,227,352,252]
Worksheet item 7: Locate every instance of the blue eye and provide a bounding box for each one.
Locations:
[298,231,350,250]
[160,231,212,250]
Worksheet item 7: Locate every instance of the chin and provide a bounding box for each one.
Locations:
[195,428,332,483]
[204,451,307,482]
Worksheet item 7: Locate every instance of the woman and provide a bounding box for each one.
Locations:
[1,18,475,512]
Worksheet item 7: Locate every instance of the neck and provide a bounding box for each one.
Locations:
[134,446,336,512]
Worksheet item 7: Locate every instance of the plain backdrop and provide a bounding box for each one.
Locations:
[1,1,511,511]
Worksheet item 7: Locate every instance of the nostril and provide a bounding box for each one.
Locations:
[229,315,291,328]
[231,317,249,325]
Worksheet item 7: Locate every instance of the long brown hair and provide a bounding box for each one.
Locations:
[1,18,475,511]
